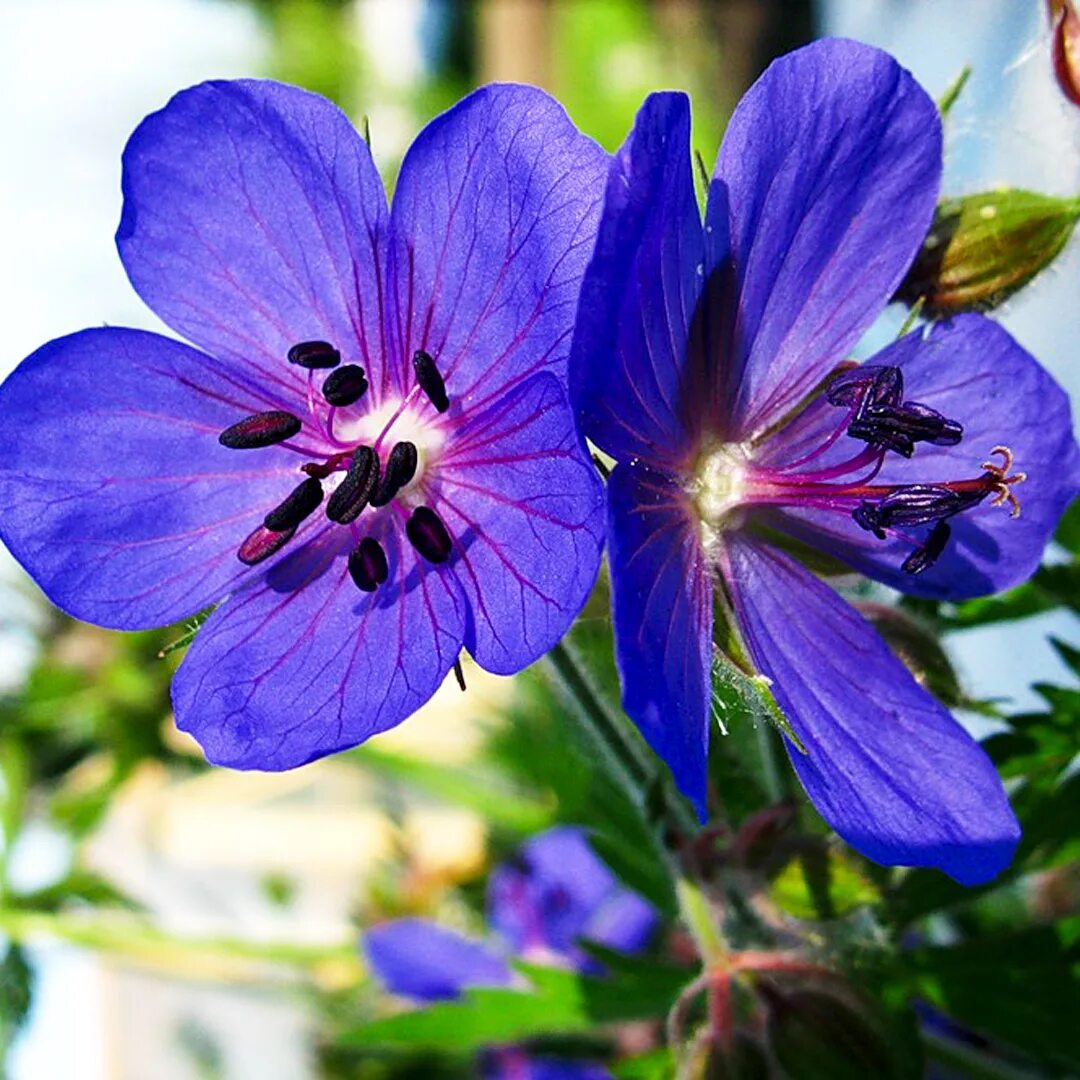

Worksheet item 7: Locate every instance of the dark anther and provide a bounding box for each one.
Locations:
[406,505,453,563]
[826,365,902,410]
[452,657,467,692]
[287,340,341,369]
[322,364,368,407]
[413,349,449,413]
[902,520,952,575]
[237,523,296,565]
[828,365,963,458]
[348,537,390,592]
[853,484,981,537]
[264,477,324,531]
[326,446,380,524]
[370,441,419,507]
[219,410,301,450]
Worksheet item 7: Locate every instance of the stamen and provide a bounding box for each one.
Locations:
[901,520,951,575]
[264,477,324,531]
[325,446,380,524]
[413,349,449,413]
[452,657,467,692]
[237,523,296,565]
[348,537,389,592]
[287,340,341,369]
[322,364,369,407]
[370,441,419,507]
[405,505,453,563]
[219,410,301,450]
[827,364,963,458]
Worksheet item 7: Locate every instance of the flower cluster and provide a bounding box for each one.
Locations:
[1,40,1076,888]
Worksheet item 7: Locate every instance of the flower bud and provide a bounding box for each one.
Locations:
[1049,0,1080,107]
[704,1032,771,1080]
[896,190,1080,316]
[763,983,899,1080]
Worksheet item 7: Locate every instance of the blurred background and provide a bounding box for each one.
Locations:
[2,1,1079,1077]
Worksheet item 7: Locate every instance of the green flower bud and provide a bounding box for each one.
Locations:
[896,190,1080,316]
[764,984,899,1080]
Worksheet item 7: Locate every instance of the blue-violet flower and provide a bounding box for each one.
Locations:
[570,40,1080,885]
[364,827,657,1079]
[0,81,608,767]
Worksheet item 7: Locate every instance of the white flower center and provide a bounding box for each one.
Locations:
[689,441,751,546]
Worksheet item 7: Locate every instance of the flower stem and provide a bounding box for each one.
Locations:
[543,640,697,836]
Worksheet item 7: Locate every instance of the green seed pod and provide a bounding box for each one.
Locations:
[896,189,1080,316]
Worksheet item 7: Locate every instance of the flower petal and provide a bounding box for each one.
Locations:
[117,79,391,396]
[171,523,467,768]
[570,92,712,466]
[364,919,513,1003]
[0,328,302,630]
[722,536,1019,885]
[438,374,604,675]
[607,462,712,818]
[386,84,608,410]
[715,39,941,438]
[766,316,1080,599]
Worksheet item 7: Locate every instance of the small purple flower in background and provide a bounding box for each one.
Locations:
[364,827,657,1080]
[0,81,608,768]
[571,39,1080,885]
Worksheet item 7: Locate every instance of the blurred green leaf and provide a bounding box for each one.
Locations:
[771,847,879,920]
[345,960,687,1053]
[0,945,33,1042]
[908,928,1080,1069]
[354,744,553,834]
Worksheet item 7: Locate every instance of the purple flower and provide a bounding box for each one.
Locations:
[0,81,608,767]
[570,40,1080,885]
[363,828,657,1077]
[364,828,657,996]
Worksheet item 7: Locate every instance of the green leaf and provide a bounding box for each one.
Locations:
[907,928,1080,1069]
[611,1048,675,1079]
[771,848,880,920]
[0,944,33,1040]
[345,960,688,1053]
[352,744,553,833]
[1055,497,1080,554]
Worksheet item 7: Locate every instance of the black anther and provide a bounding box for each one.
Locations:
[412,349,449,413]
[405,505,453,563]
[264,477,324,531]
[902,520,952,575]
[348,537,389,592]
[237,523,296,565]
[322,364,368,407]
[370,441,419,507]
[219,410,301,450]
[288,340,341,369]
[325,446,380,524]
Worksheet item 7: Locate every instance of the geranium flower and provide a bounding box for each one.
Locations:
[0,81,607,767]
[570,39,1080,885]
[364,827,656,1079]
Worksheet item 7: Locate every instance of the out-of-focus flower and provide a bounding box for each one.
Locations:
[0,81,607,769]
[571,40,1080,885]
[364,827,658,1079]
[1049,0,1080,106]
